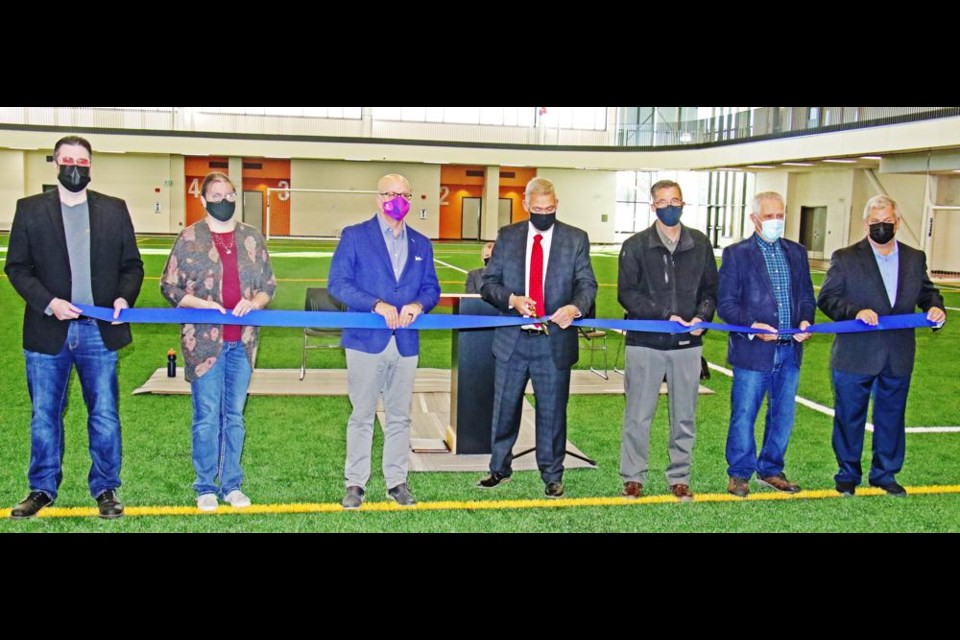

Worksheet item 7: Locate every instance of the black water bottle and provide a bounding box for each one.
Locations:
[167,349,177,378]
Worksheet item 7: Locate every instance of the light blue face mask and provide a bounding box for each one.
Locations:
[655,205,683,227]
[760,218,785,242]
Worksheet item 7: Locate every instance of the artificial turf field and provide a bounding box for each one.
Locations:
[1,234,958,533]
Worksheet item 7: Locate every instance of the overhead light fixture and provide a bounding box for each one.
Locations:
[714,167,743,172]
[860,155,882,160]
[747,165,776,169]
[823,159,858,164]
[7,146,38,151]
[782,162,814,167]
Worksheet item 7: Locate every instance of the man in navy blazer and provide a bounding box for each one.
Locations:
[718,192,816,498]
[328,174,441,509]
[477,177,598,498]
[818,194,945,497]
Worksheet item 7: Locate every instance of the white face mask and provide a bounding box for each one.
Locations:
[760,218,785,243]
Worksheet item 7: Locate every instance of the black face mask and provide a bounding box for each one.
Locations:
[483,257,490,266]
[205,200,236,222]
[869,222,896,245]
[58,165,91,193]
[529,213,556,232]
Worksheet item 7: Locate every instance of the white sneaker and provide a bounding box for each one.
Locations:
[224,490,252,508]
[197,494,219,511]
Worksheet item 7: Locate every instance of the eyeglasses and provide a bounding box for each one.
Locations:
[380,192,413,201]
[59,156,91,167]
[529,207,557,215]
[654,198,684,208]
[207,193,238,204]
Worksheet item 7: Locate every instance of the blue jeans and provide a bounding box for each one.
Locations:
[24,319,121,500]
[832,367,911,487]
[190,342,252,497]
[726,344,800,480]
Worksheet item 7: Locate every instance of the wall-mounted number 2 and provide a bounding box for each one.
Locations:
[439,186,450,206]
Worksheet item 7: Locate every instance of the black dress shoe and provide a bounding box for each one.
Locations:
[870,481,907,497]
[477,472,511,489]
[545,482,565,498]
[10,491,53,520]
[96,490,124,519]
[835,481,857,497]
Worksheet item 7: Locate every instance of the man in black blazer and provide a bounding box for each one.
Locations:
[478,178,597,497]
[818,194,945,497]
[5,136,144,519]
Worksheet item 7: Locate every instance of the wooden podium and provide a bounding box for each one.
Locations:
[446,295,500,454]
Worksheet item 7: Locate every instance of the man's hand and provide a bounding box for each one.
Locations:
[751,322,778,342]
[206,300,227,314]
[111,298,129,325]
[375,301,401,330]
[398,302,423,328]
[689,317,705,337]
[509,294,538,318]
[928,307,946,327]
[232,299,259,318]
[550,305,580,330]
[49,298,81,321]
[793,320,812,343]
[856,309,879,326]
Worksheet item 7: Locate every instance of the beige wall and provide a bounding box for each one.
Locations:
[931,176,960,272]
[22,150,174,234]
[786,170,854,256]
[0,150,26,229]
[537,168,617,244]
[289,160,440,238]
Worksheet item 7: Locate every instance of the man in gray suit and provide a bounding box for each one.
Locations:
[477,178,598,498]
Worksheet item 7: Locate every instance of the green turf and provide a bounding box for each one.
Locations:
[1,233,959,532]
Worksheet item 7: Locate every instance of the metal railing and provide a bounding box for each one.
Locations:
[614,107,960,148]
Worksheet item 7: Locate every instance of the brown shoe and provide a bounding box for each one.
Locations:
[670,484,694,502]
[622,482,643,499]
[757,473,801,494]
[727,477,750,498]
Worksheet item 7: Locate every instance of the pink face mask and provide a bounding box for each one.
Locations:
[382,195,411,221]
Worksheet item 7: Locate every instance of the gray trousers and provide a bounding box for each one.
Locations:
[620,345,702,486]
[345,338,418,491]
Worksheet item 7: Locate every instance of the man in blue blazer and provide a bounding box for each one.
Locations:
[477,177,598,498]
[717,192,816,498]
[818,194,945,497]
[328,174,441,509]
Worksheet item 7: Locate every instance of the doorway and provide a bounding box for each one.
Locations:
[498,198,512,230]
[799,206,827,259]
[462,197,482,241]
[243,191,263,233]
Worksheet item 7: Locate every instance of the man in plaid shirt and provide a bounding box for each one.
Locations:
[717,192,817,498]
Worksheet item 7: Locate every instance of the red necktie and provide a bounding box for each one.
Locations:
[529,234,545,326]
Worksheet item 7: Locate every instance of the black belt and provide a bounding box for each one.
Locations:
[776,337,794,344]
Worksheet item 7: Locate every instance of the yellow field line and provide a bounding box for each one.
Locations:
[5,485,960,520]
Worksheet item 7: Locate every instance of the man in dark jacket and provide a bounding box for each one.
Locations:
[618,180,718,501]
[464,242,495,294]
[818,194,945,497]
[717,192,816,498]
[5,136,144,520]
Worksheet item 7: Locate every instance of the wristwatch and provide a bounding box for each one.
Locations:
[372,299,383,312]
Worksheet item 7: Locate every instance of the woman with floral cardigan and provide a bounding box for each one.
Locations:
[161,172,276,511]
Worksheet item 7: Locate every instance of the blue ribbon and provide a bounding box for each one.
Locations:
[76,305,938,335]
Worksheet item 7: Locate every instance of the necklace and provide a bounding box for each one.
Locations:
[212,231,235,255]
